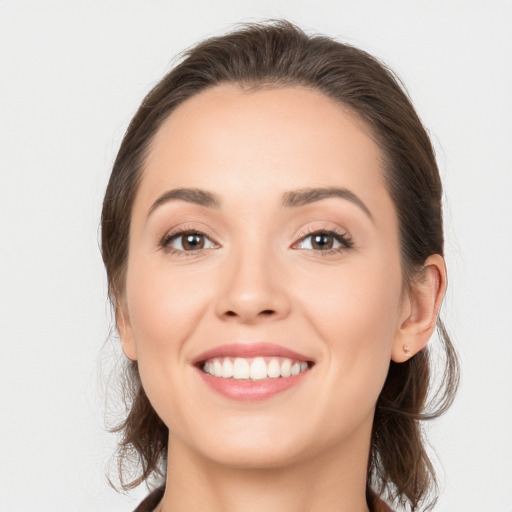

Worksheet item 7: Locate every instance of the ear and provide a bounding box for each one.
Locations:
[391,254,447,363]
[116,301,138,361]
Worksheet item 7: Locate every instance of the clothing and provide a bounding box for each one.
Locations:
[133,485,164,512]
[133,485,394,512]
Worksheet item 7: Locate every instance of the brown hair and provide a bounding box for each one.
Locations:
[101,20,459,511]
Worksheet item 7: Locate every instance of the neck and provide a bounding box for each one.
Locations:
[159,431,371,512]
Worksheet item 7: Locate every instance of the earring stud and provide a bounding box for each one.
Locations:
[403,344,411,356]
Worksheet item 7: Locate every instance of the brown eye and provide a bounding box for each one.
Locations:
[296,230,352,252]
[161,230,217,254]
[181,233,205,250]
[310,233,334,250]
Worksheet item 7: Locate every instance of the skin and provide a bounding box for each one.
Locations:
[117,85,446,512]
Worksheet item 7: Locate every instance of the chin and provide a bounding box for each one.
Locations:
[171,416,295,466]
[180,416,333,471]
[201,440,306,470]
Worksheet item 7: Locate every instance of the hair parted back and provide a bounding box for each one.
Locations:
[101,19,459,511]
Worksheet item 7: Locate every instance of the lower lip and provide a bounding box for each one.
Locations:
[195,367,311,401]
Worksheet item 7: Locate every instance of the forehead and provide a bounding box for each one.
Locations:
[136,84,390,218]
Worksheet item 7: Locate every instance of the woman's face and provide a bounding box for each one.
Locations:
[119,84,409,468]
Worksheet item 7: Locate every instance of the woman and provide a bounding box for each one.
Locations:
[101,20,459,512]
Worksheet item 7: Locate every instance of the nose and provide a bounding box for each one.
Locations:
[214,245,291,324]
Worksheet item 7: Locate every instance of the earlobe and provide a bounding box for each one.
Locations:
[116,303,138,361]
[391,254,447,363]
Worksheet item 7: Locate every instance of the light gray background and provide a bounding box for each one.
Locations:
[1,1,511,511]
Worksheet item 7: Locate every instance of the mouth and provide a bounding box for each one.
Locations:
[199,356,312,380]
[192,343,315,400]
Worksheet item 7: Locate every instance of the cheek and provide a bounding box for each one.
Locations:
[304,257,402,341]
[123,258,214,429]
[125,258,210,358]
[290,260,403,439]
[301,257,403,386]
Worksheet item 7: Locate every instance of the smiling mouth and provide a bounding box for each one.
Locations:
[199,356,314,381]
[193,344,315,400]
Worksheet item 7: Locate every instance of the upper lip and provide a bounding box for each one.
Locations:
[192,342,314,365]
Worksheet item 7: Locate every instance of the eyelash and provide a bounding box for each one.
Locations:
[159,226,354,257]
[295,227,354,256]
[159,227,219,257]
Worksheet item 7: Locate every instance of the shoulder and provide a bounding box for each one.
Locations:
[133,485,165,512]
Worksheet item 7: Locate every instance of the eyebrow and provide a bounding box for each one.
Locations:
[148,188,221,217]
[282,187,373,220]
[147,186,373,221]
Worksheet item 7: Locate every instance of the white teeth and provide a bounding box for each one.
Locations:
[233,358,250,379]
[213,359,223,377]
[204,360,214,375]
[222,358,233,378]
[267,358,281,378]
[291,362,301,376]
[280,359,292,377]
[250,357,267,380]
[202,356,310,380]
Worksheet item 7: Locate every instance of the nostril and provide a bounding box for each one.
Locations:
[222,308,277,319]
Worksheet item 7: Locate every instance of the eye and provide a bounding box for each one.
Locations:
[294,228,353,255]
[160,229,218,255]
